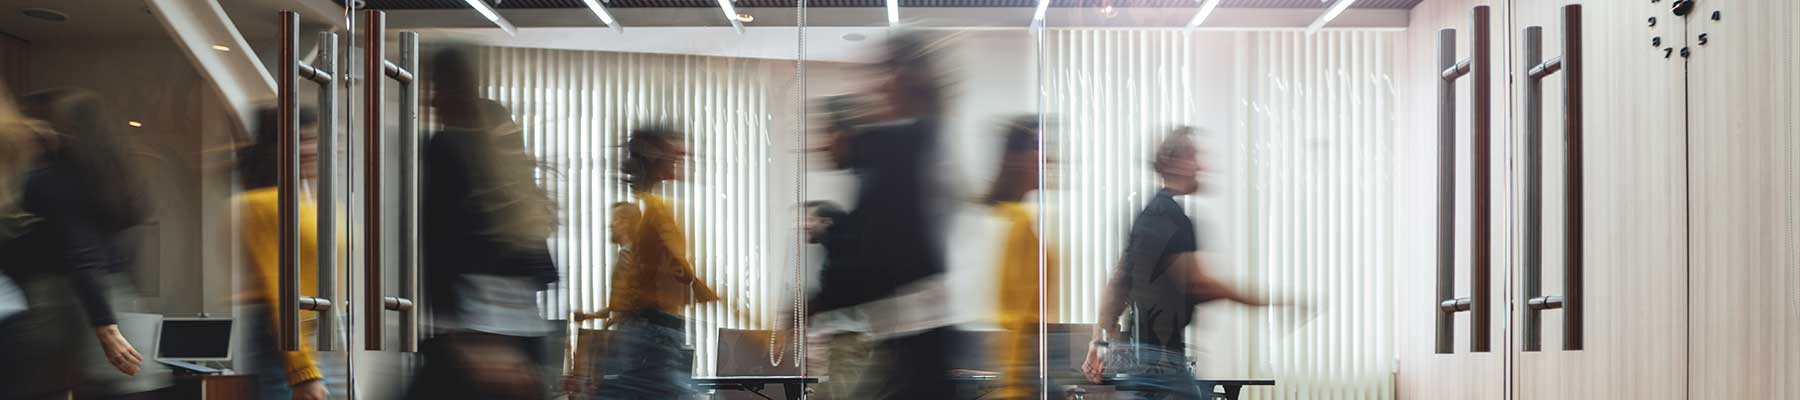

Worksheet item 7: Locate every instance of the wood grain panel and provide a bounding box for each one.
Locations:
[1685,0,1800,398]
[1507,1,1690,398]
[1392,1,1510,398]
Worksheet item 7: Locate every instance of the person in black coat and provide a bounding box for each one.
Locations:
[809,31,958,400]
[406,45,558,400]
[0,88,149,399]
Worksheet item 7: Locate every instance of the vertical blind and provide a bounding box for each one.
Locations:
[475,46,786,376]
[1240,31,1396,400]
[1043,30,1397,399]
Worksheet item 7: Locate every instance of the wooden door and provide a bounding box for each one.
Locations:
[1393,1,1511,399]
[1506,1,1690,399]
[1684,0,1800,398]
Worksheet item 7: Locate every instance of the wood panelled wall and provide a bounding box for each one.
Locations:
[1686,0,1800,398]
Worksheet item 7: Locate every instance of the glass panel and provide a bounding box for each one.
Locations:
[0,1,358,399]
[801,4,1047,399]
[347,1,806,399]
[1043,2,1400,399]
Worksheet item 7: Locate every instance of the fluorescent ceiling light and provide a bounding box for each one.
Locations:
[1307,0,1356,34]
[716,0,744,34]
[887,0,899,26]
[463,0,517,35]
[210,44,231,51]
[1032,0,1050,22]
[127,121,143,128]
[580,0,622,32]
[1185,0,1220,29]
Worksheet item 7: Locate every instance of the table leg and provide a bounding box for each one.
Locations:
[783,383,803,400]
[1221,384,1243,400]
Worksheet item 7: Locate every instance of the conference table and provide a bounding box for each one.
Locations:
[950,372,1276,400]
[692,376,825,400]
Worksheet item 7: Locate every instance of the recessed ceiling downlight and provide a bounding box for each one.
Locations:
[22,8,69,22]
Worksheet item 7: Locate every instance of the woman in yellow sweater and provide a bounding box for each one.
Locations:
[987,116,1059,399]
[594,125,719,399]
[235,107,331,400]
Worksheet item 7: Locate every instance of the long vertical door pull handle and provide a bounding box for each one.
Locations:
[1435,5,1492,354]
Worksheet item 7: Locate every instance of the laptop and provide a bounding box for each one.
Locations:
[154,318,234,374]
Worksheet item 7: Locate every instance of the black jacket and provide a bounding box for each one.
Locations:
[0,166,122,326]
[810,118,946,313]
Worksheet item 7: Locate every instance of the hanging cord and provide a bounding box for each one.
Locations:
[770,0,810,370]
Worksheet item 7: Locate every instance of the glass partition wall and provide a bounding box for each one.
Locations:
[0,0,1409,398]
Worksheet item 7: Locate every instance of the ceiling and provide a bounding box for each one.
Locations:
[0,0,165,42]
[0,0,341,42]
[355,0,1421,9]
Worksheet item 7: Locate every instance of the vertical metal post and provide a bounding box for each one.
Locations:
[1468,5,1492,353]
[277,11,301,352]
[363,9,386,352]
[1522,26,1544,352]
[316,30,339,352]
[398,31,420,353]
[1560,4,1584,351]
[1434,28,1457,355]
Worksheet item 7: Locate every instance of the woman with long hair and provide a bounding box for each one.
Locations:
[984,116,1059,400]
[0,87,147,399]
[234,105,334,400]
[594,124,719,399]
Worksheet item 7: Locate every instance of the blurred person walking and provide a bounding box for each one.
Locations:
[234,106,338,400]
[593,125,721,400]
[407,45,560,400]
[809,31,957,400]
[562,201,641,398]
[1080,127,1287,400]
[984,116,1058,400]
[0,87,149,399]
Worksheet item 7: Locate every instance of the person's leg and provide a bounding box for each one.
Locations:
[875,327,954,400]
[596,315,694,400]
[1114,343,1203,400]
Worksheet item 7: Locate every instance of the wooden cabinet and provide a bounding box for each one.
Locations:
[1398,0,1796,398]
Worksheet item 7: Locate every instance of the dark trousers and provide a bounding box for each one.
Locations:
[866,327,955,400]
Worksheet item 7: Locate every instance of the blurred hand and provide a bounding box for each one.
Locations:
[561,375,588,395]
[292,379,329,400]
[1081,342,1105,384]
[573,309,609,322]
[94,324,142,376]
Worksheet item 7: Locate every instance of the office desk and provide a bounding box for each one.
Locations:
[951,373,1275,400]
[138,374,254,400]
[693,376,825,400]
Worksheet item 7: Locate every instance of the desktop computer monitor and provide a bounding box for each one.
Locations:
[157,318,233,362]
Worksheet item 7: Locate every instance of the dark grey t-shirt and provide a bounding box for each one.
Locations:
[1119,188,1199,350]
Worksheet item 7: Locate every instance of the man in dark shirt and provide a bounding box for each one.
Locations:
[1082,128,1273,399]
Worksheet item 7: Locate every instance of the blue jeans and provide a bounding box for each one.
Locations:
[1108,342,1202,400]
[596,311,694,400]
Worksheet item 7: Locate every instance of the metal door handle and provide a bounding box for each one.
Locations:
[1522,4,1584,352]
[1436,5,1492,354]
[362,9,422,352]
[278,12,341,352]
